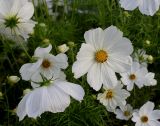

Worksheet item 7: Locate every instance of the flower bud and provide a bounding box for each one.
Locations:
[39,23,46,27]
[7,76,20,85]
[23,88,31,95]
[68,41,75,47]
[43,38,50,44]
[145,40,151,45]
[124,11,130,17]
[58,44,69,53]
[147,55,154,64]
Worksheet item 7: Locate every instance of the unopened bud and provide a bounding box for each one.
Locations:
[58,44,69,53]
[145,40,151,45]
[147,55,154,64]
[7,76,20,85]
[68,41,75,47]
[43,38,50,44]
[23,89,31,95]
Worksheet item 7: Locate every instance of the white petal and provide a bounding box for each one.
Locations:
[150,110,160,120]
[132,112,140,122]
[119,0,139,11]
[16,93,30,121]
[131,62,141,73]
[76,43,95,61]
[47,85,70,113]
[17,2,34,20]
[107,55,132,73]
[19,63,33,81]
[101,63,118,88]
[87,63,103,91]
[17,21,36,39]
[140,101,155,115]
[20,59,42,81]
[10,0,21,14]
[34,44,52,57]
[139,0,159,16]
[54,53,68,69]
[103,26,123,50]
[84,27,104,49]
[54,81,85,101]
[108,37,133,56]
[149,120,160,126]
[26,87,44,118]
[0,0,11,16]
[72,60,94,79]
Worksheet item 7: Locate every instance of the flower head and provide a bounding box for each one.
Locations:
[20,44,68,88]
[121,62,157,91]
[132,101,160,126]
[72,26,133,91]
[115,104,135,120]
[97,82,130,112]
[16,78,85,121]
[0,0,36,40]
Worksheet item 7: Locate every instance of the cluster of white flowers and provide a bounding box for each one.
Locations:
[0,0,159,125]
[72,26,159,125]
[17,44,85,121]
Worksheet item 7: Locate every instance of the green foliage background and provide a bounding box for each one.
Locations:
[0,0,160,126]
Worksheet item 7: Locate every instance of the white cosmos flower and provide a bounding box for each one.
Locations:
[20,44,68,86]
[72,26,133,91]
[0,0,36,40]
[97,82,130,112]
[119,0,160,16]
[132,101,160,126]
[115,104,134,120]
[120,61,157,91]
[16,79,85,121]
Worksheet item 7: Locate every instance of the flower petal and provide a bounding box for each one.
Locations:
[119,0,139,11]
[34,44,52,58]
[76,43,95,61]
[84,27,104,49]
[26,87,45,118]
[54,80,85,101]
[103,26,123,50]
[16,93,30,121]
[101,63,118,88]
[139,0,159,16]
[87,63,103,91]
[0,0,11,16]
[72,60,94,79]
[47,85,70,113]
[54,53,68,69]
[139,101,155,115]
[150,110,160,120]
[17,2,34,20]
[107,55,132,73]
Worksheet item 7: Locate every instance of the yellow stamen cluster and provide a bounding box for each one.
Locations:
[129,74,136,80]
[106,90,113,99]
[95,50,108,63]
[42,59,51,69]
[141,116,148,123]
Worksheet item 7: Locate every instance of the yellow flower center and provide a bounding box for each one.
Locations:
[123,111,130,117]
[42,59,51,69]
[141,116,148,123]
[106,90,113,99]
[95,50,108,63]
[129,74,136,80]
